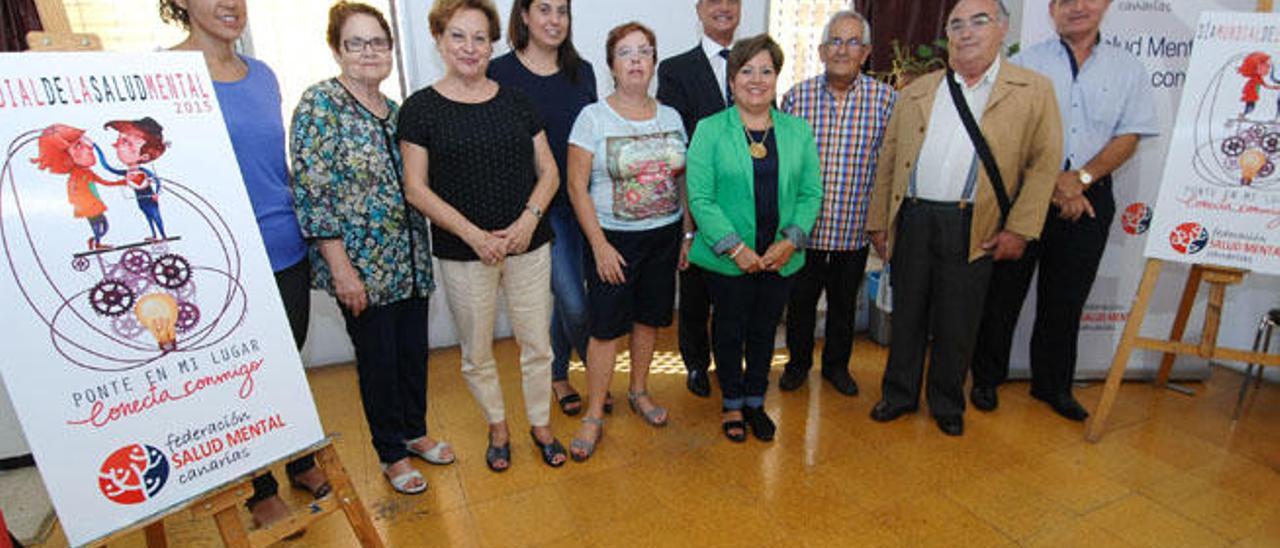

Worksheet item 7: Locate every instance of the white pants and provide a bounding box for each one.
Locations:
[438,244,553,426]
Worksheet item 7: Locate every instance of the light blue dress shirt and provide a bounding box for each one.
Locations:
[1012,38,1160,169]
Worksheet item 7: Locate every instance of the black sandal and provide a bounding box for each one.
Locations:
[557,392,583,416]
[742,406,776,441]
[486,441,511,473]
[530,429,567,468]
[721,408,747,443]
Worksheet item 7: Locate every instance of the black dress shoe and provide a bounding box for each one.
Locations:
[970,386,998,412]
[869,400,917,422]
[935,415,964,436]
[1032,392,1090,422]
[686,369,711,397]
[742,406,776,441]
[821,370,859,396]
[778,365,808,391]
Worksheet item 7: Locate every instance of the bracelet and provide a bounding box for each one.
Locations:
[729,243,745,259]
[683,231,696,241]
[524,203,543,219]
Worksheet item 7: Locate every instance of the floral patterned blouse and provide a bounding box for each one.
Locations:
[291,78,433,307]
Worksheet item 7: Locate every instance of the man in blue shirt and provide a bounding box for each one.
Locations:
[970,0,1159,421]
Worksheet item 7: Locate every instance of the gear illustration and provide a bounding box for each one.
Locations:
[1222,136,1247,157]
[150,254,191,289]
[89,279,135,317]
[1262,133,1280,155]
[1260,160,1275,180]
[176,302,200,333]
[120,249,153,275]
[111,315,145,339]
[72,256,90,272]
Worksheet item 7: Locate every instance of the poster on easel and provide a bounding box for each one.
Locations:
[0,51,323,546]
[1145,11,1280,274]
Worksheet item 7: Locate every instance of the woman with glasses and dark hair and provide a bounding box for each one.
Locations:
[487,0,599,419]
[400,0,566,473]
[565,21,688,461]
[686,34,822,443]
[291,2,451,496]
[160,0,325,528]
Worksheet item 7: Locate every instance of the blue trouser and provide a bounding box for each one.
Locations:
[137,198,165,239]
[547,205,589,381]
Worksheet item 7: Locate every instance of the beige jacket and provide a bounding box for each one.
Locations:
[867,61,1063,262]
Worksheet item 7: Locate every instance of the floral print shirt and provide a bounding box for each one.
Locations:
[291,78,433,307]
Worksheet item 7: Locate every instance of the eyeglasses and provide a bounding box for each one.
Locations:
[946,13,997,35]
[824,36,866,50]
[615,46,655,60]
[343,37,392,53]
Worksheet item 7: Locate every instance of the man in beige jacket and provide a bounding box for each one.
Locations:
[865,0,1062,436]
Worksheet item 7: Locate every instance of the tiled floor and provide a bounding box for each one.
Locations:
[31,333,1280,547]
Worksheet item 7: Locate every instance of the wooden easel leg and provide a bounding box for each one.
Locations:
[212,507,252,548]
[1087,259,1163,443]
[1198,282,1227,358]
[316,445,384,548]
[143,522,167,548]
[1155,265,1203,386]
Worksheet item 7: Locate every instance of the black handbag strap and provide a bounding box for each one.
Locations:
[945,69,1011,227]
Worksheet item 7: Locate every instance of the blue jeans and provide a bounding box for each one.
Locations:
[548,205,589,381]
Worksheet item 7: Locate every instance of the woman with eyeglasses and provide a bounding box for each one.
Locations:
[487,0,600,419]
[161,0,327,528]
[291,2,451,496]
[686,34,821,443]
[565,22,688,461]
[400,0,566,472]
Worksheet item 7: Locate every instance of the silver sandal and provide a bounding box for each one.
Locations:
[627,391,668,427]
[570,416,604,462]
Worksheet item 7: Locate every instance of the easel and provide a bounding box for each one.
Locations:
[1085,259,1280,442]
[22,3,384,547]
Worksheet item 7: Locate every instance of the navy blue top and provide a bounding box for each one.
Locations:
[749,129,779,253]
[487,52,597,209]
[215,56,307,272]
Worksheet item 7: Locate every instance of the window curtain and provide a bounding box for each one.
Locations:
[0,0,43,52]
[854,0,958,74]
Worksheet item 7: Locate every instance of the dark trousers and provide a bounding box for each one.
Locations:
[342,297,431,464]
[705,271,793,407]
[881,200,992,418]
[678,264,713,372]
[972,179,1115,397]
[250,258,316,503]
[784,247,870,374]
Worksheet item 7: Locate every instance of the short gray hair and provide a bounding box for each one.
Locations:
[820,9,871,45]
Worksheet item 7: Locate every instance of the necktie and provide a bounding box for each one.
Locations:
[718,49,732,105]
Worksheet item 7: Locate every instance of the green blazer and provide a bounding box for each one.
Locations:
[687,106,822,277]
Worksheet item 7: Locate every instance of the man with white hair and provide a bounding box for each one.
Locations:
[866,0,1062,436]
[779,9,895,397]
[970,0,1158,421]
[658,0,742,398]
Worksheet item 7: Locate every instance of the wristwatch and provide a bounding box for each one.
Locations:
[1077,169,1094,186]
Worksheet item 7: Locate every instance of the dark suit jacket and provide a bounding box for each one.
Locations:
[657,45,727,140]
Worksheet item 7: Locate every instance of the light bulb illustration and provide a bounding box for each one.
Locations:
[134,292,178,352]
[1239,148,1267,185]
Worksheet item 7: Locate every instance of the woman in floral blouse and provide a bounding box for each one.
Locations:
[291,2,451,495]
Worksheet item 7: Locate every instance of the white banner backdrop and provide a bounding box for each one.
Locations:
[0,52,324,545]
[1018,0,1278,379]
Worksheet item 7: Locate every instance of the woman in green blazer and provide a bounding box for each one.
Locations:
[686,34,822,443]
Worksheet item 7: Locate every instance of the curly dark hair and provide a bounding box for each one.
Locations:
[158,0,190,28]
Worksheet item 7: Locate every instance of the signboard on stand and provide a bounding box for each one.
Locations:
[0,51,323,546]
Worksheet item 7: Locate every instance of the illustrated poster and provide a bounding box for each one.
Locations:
[0,52,323,546]
[1146,11,1280,272]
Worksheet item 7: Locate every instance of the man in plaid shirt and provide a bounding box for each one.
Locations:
[779,9,895,396]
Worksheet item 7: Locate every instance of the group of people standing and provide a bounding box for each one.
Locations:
[161,0,1156,522]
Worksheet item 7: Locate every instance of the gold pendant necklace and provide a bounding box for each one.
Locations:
[745,126,771,160]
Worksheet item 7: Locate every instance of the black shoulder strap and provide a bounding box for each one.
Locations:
[945,69,1011,227]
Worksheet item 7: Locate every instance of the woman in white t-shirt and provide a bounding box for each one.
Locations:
[565,21,689,461]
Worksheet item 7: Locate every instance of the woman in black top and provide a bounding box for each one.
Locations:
[487,0,598,418]
[399,0,565,471]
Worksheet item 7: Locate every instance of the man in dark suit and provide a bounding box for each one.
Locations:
[657,0,740,398]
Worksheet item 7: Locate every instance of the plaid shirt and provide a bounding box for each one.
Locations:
[782,73,895,251]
